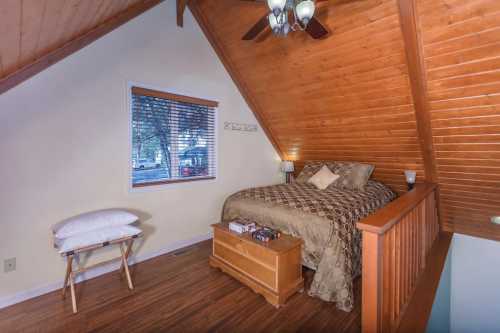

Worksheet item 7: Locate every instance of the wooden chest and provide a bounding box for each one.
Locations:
[209,223,304,308]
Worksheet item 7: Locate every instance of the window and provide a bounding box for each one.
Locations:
[131,86,217,187]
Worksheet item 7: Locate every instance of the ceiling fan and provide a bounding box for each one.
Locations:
[242,0,330,40]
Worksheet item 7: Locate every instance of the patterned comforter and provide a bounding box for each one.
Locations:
[222,180,396,312]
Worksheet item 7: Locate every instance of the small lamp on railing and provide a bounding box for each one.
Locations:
[281,160,294,184]
[491,216,500,225]
[404,170,417,191]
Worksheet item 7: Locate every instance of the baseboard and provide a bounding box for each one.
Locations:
[0,232,213,310]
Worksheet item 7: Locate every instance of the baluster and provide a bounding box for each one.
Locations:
[395,220,401,320]
[382,230,392,332]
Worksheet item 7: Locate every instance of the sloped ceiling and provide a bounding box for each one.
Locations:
[190,0,500,241]
[191,0,425,192]
[0,0,161,92]
[417,0,500,239]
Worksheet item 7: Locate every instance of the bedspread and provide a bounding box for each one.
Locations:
[222,180,396,311]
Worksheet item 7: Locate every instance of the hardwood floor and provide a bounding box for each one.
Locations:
[0,240,361,333]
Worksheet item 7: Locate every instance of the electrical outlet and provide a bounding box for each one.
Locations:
[4,258,16,273]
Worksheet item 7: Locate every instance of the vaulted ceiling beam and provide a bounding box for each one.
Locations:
[397,0,444,227]
[397,0,437,183]
[177,0,189,27]
[0,0,163,96]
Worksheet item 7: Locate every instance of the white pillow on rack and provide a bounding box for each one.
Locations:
[53,209,138,239]
[55,225,142,254]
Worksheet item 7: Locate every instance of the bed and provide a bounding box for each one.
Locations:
[222,161,397,312]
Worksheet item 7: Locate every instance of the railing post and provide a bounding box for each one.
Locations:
[361,231,383,333]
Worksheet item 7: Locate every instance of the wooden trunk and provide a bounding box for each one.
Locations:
[209,223,304,308]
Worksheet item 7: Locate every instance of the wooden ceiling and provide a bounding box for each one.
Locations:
[0,0,162,93]
[0,0,499,240]
[189,0,500,240]
[191,0,426,193]
[417,0,500,239]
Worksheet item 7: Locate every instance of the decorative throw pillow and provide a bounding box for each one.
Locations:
[53,209,139,239]
[295,161,327,183]
[308,165,340,190]
[328,162,374,190]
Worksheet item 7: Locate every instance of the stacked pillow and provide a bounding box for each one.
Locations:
[296,160,374,191]
[53,209,141,253]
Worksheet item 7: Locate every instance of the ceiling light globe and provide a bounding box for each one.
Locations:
[267,0,287,15]
[268,13,282,34]
[296,0,315,25]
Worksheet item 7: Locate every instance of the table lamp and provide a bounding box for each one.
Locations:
[281,161,294,184]
[404,170,417,191]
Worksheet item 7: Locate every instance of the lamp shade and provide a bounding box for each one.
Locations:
[268,13,280,32]
[267,0,287,12]
[404,170,416,184]
[295,0,315,24]
[281,160,295,173]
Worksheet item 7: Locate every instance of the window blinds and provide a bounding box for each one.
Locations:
[131,87,217,187]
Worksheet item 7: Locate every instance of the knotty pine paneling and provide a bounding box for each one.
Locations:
[193,0,425,193]
[417,0,500,239]
[0,0,144,79]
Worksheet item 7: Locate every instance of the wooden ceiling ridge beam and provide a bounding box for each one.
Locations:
[397,0,445,228]
[177,0,189,27]
[187,1,286,160]
[0,0,164,96]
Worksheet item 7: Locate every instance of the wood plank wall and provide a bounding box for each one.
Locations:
[417,0,500,238]
[192,0,426,193]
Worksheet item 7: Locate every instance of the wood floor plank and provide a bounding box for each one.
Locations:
[0,240,360,333]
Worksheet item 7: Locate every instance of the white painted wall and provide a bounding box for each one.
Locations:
[426,250,451,333]
[450,234,500,333]
[0,0,280,302]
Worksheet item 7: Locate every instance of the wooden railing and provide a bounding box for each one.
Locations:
[356,183,439,333]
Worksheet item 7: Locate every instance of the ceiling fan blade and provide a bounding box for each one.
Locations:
[242,14,269,40]
[305,17,329,39]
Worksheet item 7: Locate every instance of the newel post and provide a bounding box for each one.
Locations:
[361,231,383,333]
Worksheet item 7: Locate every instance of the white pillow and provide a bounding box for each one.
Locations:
[55,225,142,253]
[308,165,340,190]
[53,209,139,239]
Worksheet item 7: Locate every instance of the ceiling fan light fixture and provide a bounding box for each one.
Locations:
[267,0,287,16]
[295,0,315,25]
[241,0,327,41]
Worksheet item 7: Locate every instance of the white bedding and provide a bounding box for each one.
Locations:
[52,209,138,239]
[55,225,142,253]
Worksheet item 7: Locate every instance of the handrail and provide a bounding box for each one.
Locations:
[357,182,440,333]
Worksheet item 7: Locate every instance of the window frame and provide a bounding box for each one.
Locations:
[128,83,218,189]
